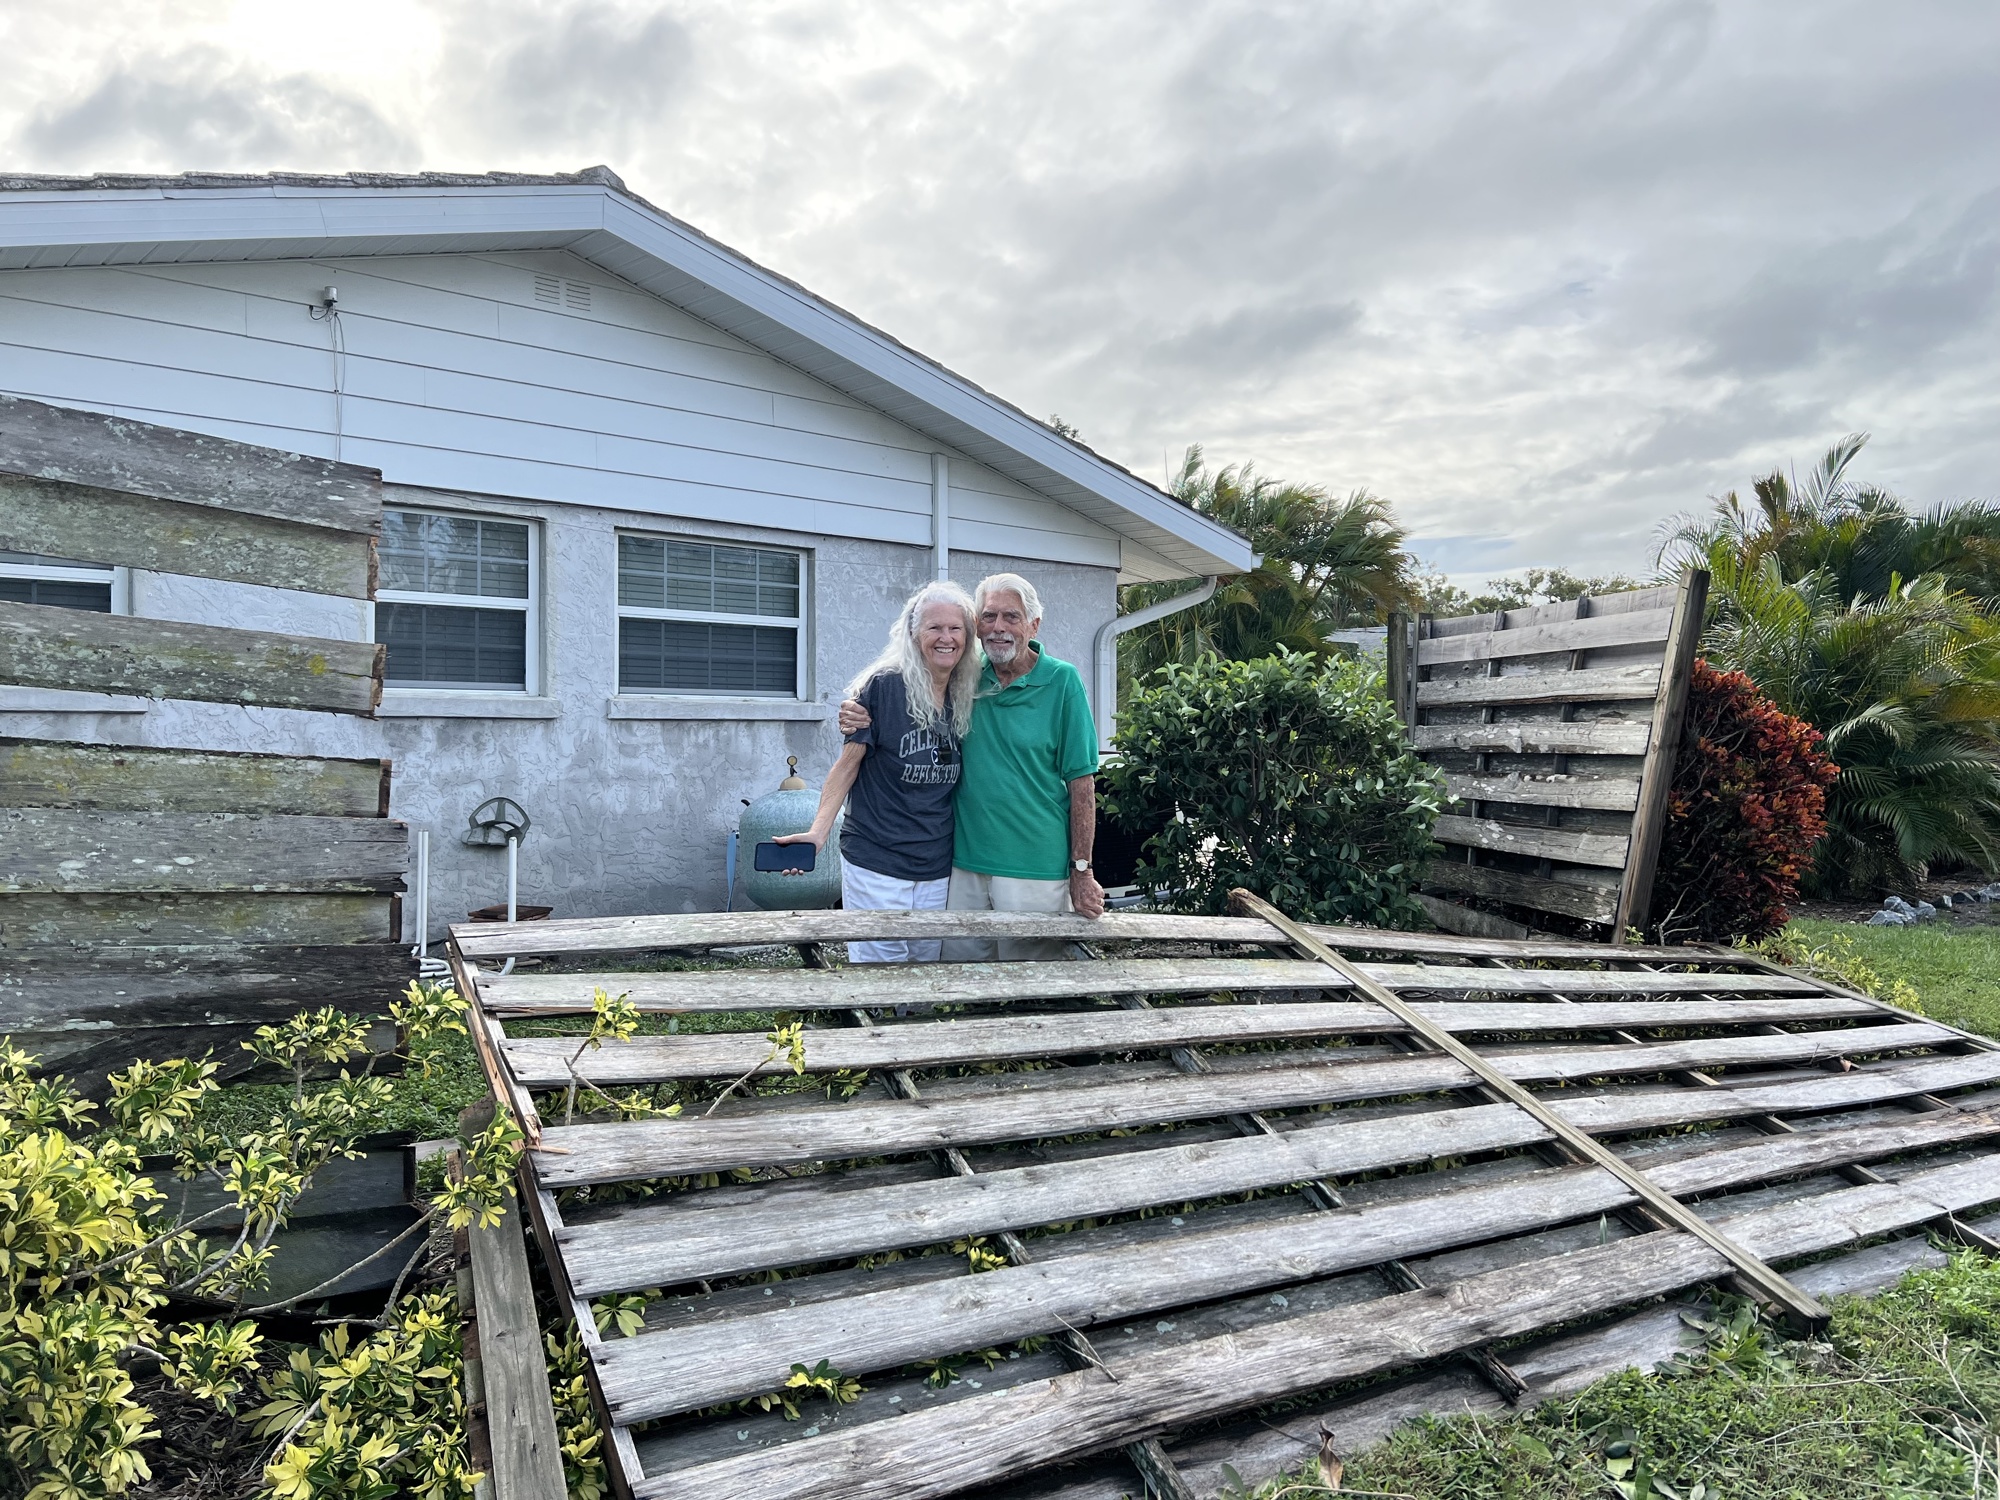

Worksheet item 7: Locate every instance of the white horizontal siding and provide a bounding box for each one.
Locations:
[0,250,1119,566]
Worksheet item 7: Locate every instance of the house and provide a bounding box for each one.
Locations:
[0,167,1250,939]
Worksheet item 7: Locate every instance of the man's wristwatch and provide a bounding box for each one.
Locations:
[1072,859,1092,875]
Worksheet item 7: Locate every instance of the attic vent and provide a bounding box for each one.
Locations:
[532,274,593,312]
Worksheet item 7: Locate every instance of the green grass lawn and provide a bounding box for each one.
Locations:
[1786,916,2000,1040]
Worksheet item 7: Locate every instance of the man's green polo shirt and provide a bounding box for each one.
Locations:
[954,642,1100,880]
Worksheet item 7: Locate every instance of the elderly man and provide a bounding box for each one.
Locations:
[842,571,1104,959]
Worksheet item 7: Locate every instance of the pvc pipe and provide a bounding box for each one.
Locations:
[725,829,738,913]
[500,834,519,977]
[412,830,429,960]
[1091,576,1220,750]
[931,453,951,580]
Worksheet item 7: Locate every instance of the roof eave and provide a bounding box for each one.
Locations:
[0,177,1254,579]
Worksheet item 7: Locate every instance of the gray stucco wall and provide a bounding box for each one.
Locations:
[1,497,1117,943]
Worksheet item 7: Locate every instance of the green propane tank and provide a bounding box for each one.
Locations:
[739,755,843,910]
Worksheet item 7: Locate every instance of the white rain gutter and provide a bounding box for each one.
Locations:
[1092,576,1220,750]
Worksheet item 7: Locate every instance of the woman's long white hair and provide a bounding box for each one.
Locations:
[847,581,981,739]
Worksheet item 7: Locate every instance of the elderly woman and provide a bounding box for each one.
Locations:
[772,580,980,962]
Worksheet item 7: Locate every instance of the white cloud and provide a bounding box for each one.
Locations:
[3,0,1996,577]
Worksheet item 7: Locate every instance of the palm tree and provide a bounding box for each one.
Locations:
[1692,551,2000,894]
[1661,433,2000,607]
[1659,435,2000,893]
[1119,446,1416,689]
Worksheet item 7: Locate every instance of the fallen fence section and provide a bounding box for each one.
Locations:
[1389,571,1708,941]
[449,906,2000,1500]
[0,398,405,1083]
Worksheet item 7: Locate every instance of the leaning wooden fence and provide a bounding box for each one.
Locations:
[0,397,406,1078]
[1388,572,1708,942]
[449,902,2000,1500]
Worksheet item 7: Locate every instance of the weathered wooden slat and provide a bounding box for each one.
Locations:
[1412,720,1652,756]
[482,958,1341,1014]
[594,1107,2000,1421]
[0,891,397,947]
[506,994,1879,1086]
[0,601,384,715]
[477,958,1814,1016]
[0,393,382,535]
[0,809,407,893]
[449,909,1738,964]
[1421,860,1620,924]
[529,1025,1951,1187]
[1414,890,1536,939]
[1416,665,1662,708]
[634,1153,2000,1500]
[1559,1052,2000,1132]
[465,1190,568,1500]
[560,1104,1544,1295]
[1434,814,1631,869]
[1415,607,1676,667]
[0,471,373,598]
[534,1056,1477,1185]
[559,1104,2000,1298]
[0,942,414,1028]
[1442,772,1643,812]
[453,910,1282,957]
[0,738,388,816]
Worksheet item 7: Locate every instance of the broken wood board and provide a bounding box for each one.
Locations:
[449,905,2000,1500]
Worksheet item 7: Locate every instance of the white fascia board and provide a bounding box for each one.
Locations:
[0,183,1253,578]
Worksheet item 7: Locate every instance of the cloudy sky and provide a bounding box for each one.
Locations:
[3,0,1996,580]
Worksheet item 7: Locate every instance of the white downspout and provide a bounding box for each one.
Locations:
[931,453,951,580]
[1093,576,1220,750]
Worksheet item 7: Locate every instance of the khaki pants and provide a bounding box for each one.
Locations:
[943,866,1079,962]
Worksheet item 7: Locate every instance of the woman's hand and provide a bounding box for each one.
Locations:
[837,698,871,735]
[768,829,826,876]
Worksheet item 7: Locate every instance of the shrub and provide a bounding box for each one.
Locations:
[0,985,515,1500]
[1103,649,1444,927]
[1650,660,1838,943]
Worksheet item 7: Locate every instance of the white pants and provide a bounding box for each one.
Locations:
[842,858,948,964]
[942,866,1079,962]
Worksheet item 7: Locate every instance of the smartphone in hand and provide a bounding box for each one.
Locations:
[754,840,817,873]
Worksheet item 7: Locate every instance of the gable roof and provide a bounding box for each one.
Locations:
[0,167,1252,581]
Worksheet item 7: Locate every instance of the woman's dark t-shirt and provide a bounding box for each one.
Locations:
[841,672,960,882]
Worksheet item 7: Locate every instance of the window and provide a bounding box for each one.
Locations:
[376,510,536,692]
[0,551,119,612]
[616,536,806,697]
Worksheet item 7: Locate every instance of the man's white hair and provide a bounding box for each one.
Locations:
[848,580,980,739]
[974,572,1043,623]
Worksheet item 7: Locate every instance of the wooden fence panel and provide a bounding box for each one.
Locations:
[449,906,2000,1500]
[1392,572,1708,941]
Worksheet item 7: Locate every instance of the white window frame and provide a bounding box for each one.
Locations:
[375,507,541,696]
[0,553,128,613]
[614,532,811,700]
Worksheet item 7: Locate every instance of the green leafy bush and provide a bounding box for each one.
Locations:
[0,984,517,1500]
[1103,649,1444,926]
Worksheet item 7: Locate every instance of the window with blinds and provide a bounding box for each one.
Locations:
[616,536,806,697]
[0,551,117,612]
[376,510,536,691]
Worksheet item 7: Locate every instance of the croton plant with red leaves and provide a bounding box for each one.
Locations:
[1651,659,1839,943]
